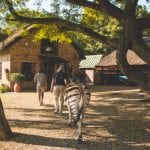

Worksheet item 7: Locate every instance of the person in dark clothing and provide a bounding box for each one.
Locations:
[50,65,67,114]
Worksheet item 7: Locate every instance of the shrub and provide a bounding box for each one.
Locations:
[10,73,24,83]
[0,84,10,93]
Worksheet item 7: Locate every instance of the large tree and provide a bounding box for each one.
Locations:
[0,98,12,140]
[0,0,150,140]
[1,0,150,87]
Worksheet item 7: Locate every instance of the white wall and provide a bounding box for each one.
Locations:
[0,54,11,87]
[85,69,94,84]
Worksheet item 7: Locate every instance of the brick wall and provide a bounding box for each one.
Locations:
[58,43,80,74]
[10,31,40,73]
[0,31,81,90]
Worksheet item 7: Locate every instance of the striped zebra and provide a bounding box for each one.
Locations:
[64,81,91,143]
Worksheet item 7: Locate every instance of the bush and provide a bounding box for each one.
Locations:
[0,84,10,93]
[10,73,24,83]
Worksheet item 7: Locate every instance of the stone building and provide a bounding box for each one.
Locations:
[0,25,84,90]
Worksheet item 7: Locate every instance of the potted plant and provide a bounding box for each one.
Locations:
[10,73,24,92]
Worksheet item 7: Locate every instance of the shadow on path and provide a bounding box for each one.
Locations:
[11,132,101,150]
[2,86,150,150]
[9,132,140,150]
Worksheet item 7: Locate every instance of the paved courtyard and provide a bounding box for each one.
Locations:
[0,85,150,150]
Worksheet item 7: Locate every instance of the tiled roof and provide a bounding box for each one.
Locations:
[79,55,102,69]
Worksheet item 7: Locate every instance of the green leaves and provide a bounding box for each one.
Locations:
[82,8,121,38]
[34,25,72,43]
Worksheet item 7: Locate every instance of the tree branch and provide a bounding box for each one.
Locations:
[4,0,118,46]
[8,16,117,47]
[3,0,19,17]
[124,0,138,15]
[66,0,124,20]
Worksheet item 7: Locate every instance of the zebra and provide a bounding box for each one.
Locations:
[64,80,91,144]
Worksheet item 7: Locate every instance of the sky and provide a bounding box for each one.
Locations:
[139,0,149,5]
[26,0,150,11]
[26,0,52,11]
[139,0,150,8]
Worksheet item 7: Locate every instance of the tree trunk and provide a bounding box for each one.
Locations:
[117,37,144,83]
[0,98,12,140]
[116,36,150,92]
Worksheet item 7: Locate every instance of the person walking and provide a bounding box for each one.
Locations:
[50,65,67,114]
[34,68,47,106]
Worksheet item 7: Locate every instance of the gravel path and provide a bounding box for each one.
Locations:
[0,86,150,150]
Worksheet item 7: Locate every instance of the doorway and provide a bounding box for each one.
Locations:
[44,62,55,90]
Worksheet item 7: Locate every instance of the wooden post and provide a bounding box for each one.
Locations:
[0,98,12,140]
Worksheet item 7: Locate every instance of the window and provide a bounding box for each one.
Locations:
[40,39,58,54]
[0,62,2,79]
[21,62,36,81]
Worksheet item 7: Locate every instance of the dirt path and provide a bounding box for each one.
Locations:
[0,86,150,150]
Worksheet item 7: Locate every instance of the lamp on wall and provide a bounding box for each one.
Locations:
[45,47,53,52]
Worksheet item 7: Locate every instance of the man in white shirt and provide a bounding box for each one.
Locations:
[34,68,47,106]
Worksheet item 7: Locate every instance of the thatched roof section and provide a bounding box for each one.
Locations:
[0,25,85,59]
[0,25,33,51]
[96,50,146,66]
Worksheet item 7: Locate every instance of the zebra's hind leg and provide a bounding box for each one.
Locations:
[77,134,82,144]
[76,120,82,144]
[68,120,74,127]
[68,120,76,127]
[68,106,73,127]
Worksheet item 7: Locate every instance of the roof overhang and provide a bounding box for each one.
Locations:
[39,54,68,63]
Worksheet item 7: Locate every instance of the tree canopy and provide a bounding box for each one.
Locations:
[1,0,150,88]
